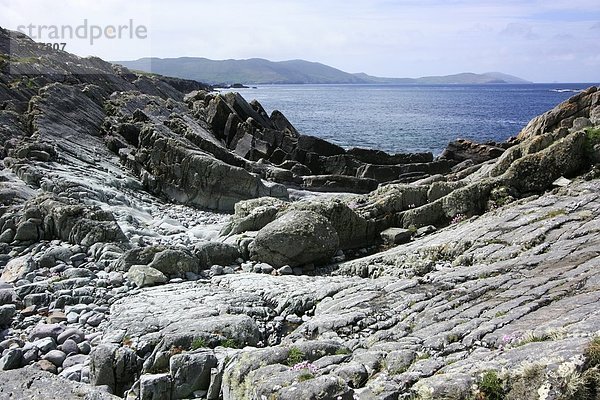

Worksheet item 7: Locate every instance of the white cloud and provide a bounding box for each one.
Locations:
[0,0,598,82]
[500,23,539,40]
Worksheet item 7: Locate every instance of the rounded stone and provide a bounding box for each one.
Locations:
[249,210,340,268]
[43,350,67,367]
[60,339,79,356]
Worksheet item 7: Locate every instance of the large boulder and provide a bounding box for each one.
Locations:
[500,130,588,193]
[125,265,168,288]
[193,242,241,268]
[1,255,35,283]
[250,210,339,267]
[219,197,289,237]
[147,248,200,277]
[290,200,374,250]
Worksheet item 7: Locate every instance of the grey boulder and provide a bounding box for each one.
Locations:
[250,210,339,268]
[126,265,168,288]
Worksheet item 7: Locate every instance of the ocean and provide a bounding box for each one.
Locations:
[232,83,597,155]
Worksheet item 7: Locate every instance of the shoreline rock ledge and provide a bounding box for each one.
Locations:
[1,26,600,400]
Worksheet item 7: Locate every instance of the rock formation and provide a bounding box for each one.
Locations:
[1,26,600,400]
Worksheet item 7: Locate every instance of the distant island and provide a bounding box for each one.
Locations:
[113,57,531,85]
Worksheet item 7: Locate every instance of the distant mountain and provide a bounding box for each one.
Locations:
[113,57,531,85]
[114,58,365,85]
[353,71,531,85]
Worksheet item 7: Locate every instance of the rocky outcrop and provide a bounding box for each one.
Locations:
[440,138,506,164]
[79,179,600,399]
[517,86,600,140]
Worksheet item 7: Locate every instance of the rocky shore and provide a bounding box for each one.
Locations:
[1,27,600,400]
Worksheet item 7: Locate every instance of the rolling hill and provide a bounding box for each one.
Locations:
[113,57,531,85]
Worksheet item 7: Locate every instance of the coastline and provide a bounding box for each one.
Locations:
[1,26,600,400]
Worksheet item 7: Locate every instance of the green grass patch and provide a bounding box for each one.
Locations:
[514,332,550,347]
[335,347,351,356]
[191,337,207,350]
[534,208,566,222]
[12,56,39,64]
[585,127,600,153]
[298,372,314,382]
[220,338,239,348]
[479,370,505,400]
[287,347,305,366]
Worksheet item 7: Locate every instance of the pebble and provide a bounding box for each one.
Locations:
[33,337,56,354]
[223,266,235,274]
[14,279,31,287]
[29,324,65,341]
[36,359,58,374]
[285,314,302,324]
[60,339,79,355]
[278,265,293,275]
[0,348,22,370]
[210,265,224,276]
[43,350,66,367]
[63,354,88,369]
[107,272,123,286]
[77,341,91,355]
[46,311,67,324]
[69,253,87,263]
[66,312,79,324]
[86,313,105,327]
[21,347,39,365]
[59,364,83,381]
[259,263,274,274]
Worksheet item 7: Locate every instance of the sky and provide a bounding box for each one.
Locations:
[1,0,599,82]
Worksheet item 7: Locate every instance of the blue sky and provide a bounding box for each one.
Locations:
[1,0,599,82]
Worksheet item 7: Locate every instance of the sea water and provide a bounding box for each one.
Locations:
[233,83,596,155]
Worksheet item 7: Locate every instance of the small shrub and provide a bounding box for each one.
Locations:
[220,338,238,348]
[451,213,467,225]
[298,372,314,382]
[287,347,305,366]
[122,335,133,347]
[584,127,600,153]
[585,336,600,368]
[447,333,460,344]
[191,337,206,350]
[505,364,545,400]
[479,370,505,400]
[515,331,550,347]
[291,361,320,386]
[335,347,351,356]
